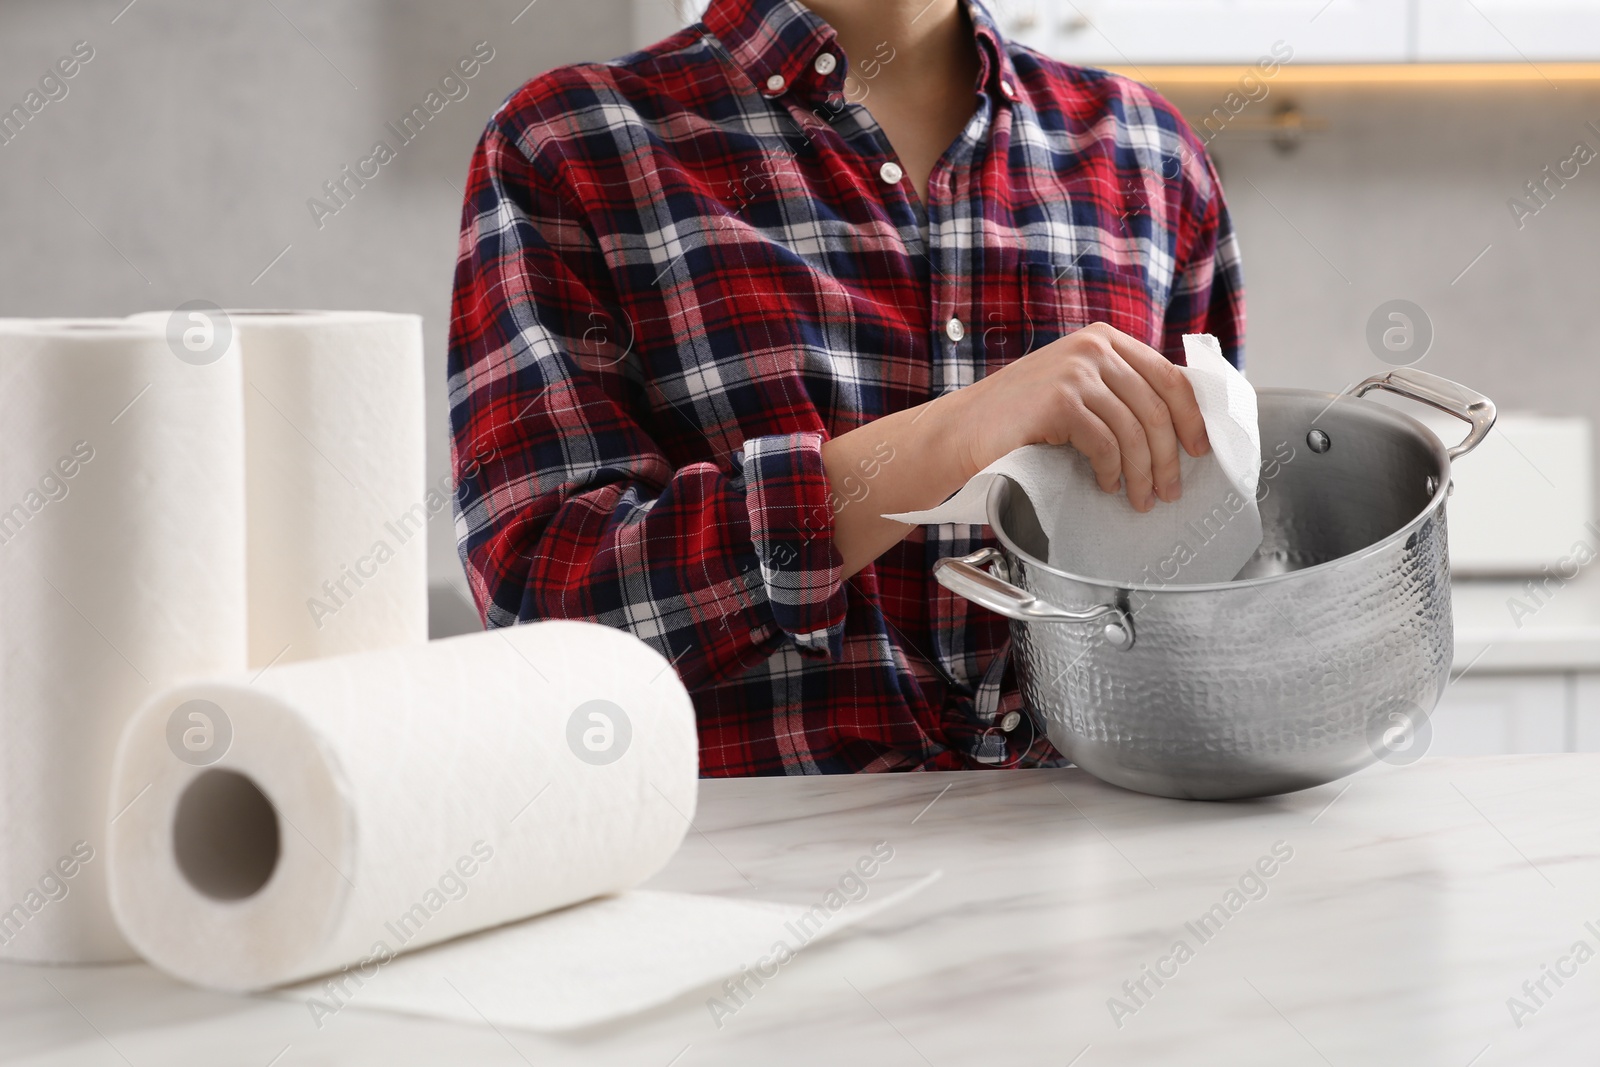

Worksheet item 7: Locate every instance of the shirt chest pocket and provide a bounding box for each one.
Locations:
[1019,255,1163,355]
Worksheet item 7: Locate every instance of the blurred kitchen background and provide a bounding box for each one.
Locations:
[3,0,1598,753]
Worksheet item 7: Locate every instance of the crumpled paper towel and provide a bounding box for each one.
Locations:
[887,334,1263,584]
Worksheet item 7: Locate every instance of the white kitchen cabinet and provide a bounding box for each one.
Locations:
[1408,412,1594,577]
[1571,673,1600,751]
[1002,0,1410,65]
[637,0,1600,66]
[1417,0,1600,61]
[1427,674,1571,755]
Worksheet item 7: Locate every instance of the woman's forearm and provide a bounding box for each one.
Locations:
[819,395,972,579]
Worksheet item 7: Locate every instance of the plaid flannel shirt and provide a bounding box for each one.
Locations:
[448,0,1246,775]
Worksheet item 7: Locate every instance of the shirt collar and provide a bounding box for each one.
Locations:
[702,0,1019,105]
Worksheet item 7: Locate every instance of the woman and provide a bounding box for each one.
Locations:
[449,0,1244,774]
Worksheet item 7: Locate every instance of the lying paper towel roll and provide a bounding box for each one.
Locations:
[888,334,1264,584]
[106,620,697,991]
[128,309,427,668]
[0,318,246,964]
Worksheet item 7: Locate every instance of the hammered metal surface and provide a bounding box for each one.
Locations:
[994,391,1458,800]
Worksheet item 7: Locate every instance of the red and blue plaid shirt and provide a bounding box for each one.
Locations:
[449,0,1245,775]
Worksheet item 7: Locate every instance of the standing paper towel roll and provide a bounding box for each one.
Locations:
[129,309,427,668]
[0,318,246,963]
[106,620,698,991]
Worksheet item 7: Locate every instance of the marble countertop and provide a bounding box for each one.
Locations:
[5,757,1599,1065]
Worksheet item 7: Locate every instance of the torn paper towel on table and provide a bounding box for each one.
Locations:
[282,874,940,1031]
[888,334,1263,584]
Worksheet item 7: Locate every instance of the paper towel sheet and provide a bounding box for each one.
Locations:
[108,621,698,992]
[281,875,940,1031]
[0,318,246,963]
[888,334,1263,584]
[128,309,427,668]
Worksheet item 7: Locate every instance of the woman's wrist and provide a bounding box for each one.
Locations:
[817,387,984,577]
[891,390,977,503]
[919,382,986,486]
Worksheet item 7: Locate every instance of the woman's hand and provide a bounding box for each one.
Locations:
[819,322,1213,577]
[946,322,1211,513]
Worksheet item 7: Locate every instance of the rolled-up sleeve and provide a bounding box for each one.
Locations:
[740,432,847,659]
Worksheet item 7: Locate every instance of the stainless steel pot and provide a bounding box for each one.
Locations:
[934,369,1496,800]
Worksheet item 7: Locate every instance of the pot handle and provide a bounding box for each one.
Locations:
[1348,368,1497,460]
[933,547,1136,651]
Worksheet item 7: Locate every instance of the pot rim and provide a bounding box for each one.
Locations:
[988,387,1454,595]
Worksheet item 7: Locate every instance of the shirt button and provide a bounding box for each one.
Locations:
[879,161,903,185]
[999,711,1022,732]
[813,52,837,76]
[1000,79,1016,99]
[765,73,786,93]
[945,317,965,342]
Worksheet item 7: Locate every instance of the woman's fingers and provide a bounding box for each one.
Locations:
[979,323,1215,508]
[1081,381,1156,512]
[1099,358,1183,503]
[1057,397,1123,496]
[1101,328,1210,458]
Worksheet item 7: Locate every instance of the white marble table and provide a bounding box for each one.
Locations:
[4,756,1599,1065]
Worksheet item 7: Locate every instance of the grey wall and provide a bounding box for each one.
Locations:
[1166,78,1600,527]
[2,2,1596,618]
[1174,81,1600,407]
[0,0,632,628]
